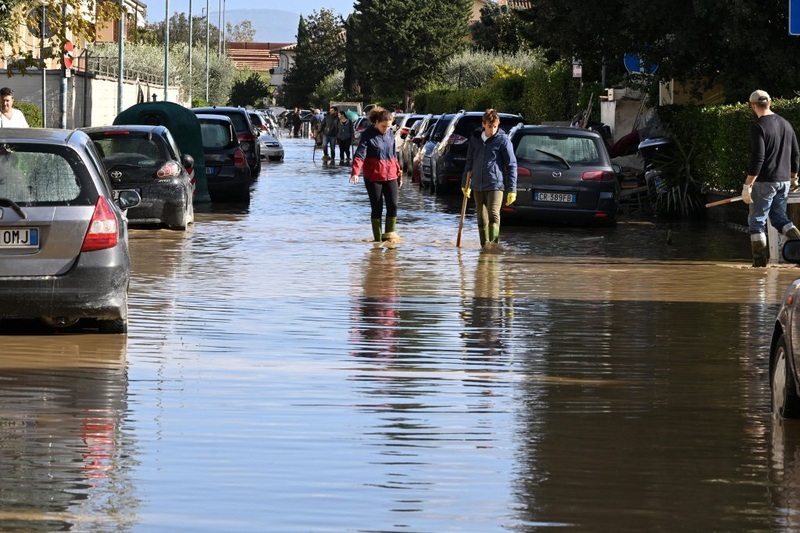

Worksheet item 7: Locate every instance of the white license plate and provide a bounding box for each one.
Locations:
[536,191,575,203]
[0,227,39,249]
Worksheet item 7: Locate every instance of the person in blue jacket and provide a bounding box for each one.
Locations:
[461,108,517,248]
[350,106,403,243]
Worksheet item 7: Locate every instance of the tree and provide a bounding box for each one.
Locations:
[229,72,270,106]
[470,2,526,54]
[227,21,256,42]
[1,1,123,72]
[350,0,471,111]
[514,0,800,103]
[282,9,345,108]
[139,12,221,49]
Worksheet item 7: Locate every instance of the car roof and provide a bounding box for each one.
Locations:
[0,127,91,145]
[82,124,169,136]
[511,125,603,139]
[195,113,235,124]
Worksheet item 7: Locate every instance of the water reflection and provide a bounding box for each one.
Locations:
[350,248,400,359]
[0,335,135,532]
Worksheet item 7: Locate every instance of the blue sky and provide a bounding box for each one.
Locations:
[143,0,357,22]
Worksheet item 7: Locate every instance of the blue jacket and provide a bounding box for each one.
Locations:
[463,128,517,192]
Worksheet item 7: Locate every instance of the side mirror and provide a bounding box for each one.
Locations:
[181,153,194,169]
[117,189,141,210]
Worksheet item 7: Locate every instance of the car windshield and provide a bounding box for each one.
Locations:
[0,145,82,204]
[200,122,233,149]
[91,135,167,170]
[516,134,601,165]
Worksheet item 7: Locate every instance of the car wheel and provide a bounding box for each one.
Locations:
[772,333,800,418]
[170,199,193,231]
[98,309,127,334]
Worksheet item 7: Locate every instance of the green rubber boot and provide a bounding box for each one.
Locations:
[371,218,382,242]
[478,226,488,248]
[383,217,399,242]
[751,234,769,267]
[488,223,500,243]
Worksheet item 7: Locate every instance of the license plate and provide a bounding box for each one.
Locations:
[535,191,576,203]
[206,166,217,176]
[0,227,39,249]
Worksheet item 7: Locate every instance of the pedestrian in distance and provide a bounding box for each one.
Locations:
[291,107,302,138]
[0,87,28,128]
[742,89,800,267]
[336,110,354,164]
[461,108,517,249]
[350,106,402,244]
[321,106,339,162]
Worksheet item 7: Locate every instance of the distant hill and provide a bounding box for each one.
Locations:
[217,9,300,43]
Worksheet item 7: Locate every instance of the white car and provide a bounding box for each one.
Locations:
[259,133,284,162]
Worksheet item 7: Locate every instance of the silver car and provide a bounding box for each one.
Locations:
[0,129,140,333]
[259,132,284,162]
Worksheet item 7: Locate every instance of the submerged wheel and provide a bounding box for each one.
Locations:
[772,334,800,418]
[98,317,127,334]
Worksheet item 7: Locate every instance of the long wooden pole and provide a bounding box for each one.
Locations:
[456,173,471,247]
[705,196,743,208]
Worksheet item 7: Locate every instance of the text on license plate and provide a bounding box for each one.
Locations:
[206,166,217,175]
[0,228,39,249]
[535,191,575,203]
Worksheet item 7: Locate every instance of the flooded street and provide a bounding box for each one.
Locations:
[4,135,800,531]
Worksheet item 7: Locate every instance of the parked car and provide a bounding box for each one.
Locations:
[82,125,195,231]
[421,112,457,190]
[401,114,438,179]
[771,239,800,418]
[0,128,140,333]
[248,110,271,136]
[192,106,262,175]
[502,125,619,226]
[352,116,370,147]
[196,114,251,203]
[259,132,285,162]
[394,113,424,158]
[430,110,525,194]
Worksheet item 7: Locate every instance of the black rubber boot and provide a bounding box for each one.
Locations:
[751,237,769,267]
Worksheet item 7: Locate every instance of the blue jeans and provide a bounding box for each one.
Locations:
[322,134,336,158]
[748,181,792,235]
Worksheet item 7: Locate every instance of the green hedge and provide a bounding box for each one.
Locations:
[15,101,42,128]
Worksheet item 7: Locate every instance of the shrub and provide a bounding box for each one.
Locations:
[15,101,41,128]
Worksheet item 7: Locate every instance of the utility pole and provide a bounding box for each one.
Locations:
[205,0,210,102]
[117,0,124,114]
[164,0,170,101]
[188,0,193,104]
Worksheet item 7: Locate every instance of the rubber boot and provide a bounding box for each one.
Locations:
[784,224,800,240]
[371,218,382,242]
[751,234,769,267]
[488,223,500,243]
[382,217,400,242]
[478,226,488,248]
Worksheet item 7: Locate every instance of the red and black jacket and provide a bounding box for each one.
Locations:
[352,126,401,182]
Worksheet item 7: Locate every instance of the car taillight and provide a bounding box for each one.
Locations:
[238,132,255,143]
[81,197,119,252]
[447,134,468,145]
[234,148,247,169]
[156,161,181,178]
[517,167,531,177]
[400,127,410,136]
[582,170,616,182]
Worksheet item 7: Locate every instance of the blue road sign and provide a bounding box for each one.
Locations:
[624,53,658,75]
[791,0,800,35]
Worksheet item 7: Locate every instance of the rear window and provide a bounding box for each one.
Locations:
[516,133,602,165]
[200,122,234,149]
[225,112,249,132]
[0,145,85,204]
[91,134,168,170]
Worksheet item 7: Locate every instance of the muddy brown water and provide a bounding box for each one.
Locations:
[2,136,800,531]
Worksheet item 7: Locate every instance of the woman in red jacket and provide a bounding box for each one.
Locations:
[350,106,403,243]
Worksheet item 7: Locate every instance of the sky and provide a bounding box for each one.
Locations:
[143,0,357,23]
